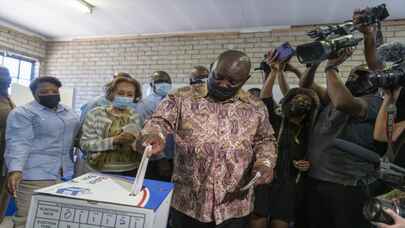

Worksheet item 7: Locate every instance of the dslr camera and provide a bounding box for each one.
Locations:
[363,198,405,225]
[296,4,389,64]
[369,61,405,89]
[255,42,295,74]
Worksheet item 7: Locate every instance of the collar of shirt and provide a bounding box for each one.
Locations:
[191,83,250,103]
[32,100,67,113]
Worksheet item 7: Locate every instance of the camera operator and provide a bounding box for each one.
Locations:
[300,46,385,228]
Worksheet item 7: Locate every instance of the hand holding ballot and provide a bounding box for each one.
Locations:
[141,132,166,156]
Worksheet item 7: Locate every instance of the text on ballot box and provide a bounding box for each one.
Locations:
[25,173,174,228]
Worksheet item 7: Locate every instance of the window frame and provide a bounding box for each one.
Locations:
[0,51,36,85]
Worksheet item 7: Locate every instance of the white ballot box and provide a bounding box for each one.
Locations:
[25,173,174,228]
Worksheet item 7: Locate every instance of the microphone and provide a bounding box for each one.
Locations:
[377,41,405,63]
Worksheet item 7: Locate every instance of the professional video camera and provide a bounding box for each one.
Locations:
[296,4,389,64]
[355,3,389,26]
[369,62,405,89]
[296,22,362,64]
[334,139,405,225]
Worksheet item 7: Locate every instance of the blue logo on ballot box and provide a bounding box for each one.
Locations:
[56,187,91,196]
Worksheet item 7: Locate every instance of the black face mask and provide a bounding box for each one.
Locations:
[207,76,239,101]
[38,94,60,109]
[289,103,311,117]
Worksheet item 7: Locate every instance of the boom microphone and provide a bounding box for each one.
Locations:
[377,41,405,63]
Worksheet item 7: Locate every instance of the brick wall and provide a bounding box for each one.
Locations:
[0,25,46,59]
[0,25,47,77]
[3,20,404,111]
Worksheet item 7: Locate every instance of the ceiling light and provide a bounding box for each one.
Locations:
[73,0,95,14]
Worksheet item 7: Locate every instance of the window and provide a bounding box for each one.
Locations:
[1,52,35,87]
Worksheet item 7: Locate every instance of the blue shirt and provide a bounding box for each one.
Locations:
[5,101,80,180]
[137,93,165,121]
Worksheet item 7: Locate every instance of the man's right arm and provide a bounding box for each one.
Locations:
[363,31,384,71]
[353,10,384,71]
[142,93,181,155]
[299,63,330,105]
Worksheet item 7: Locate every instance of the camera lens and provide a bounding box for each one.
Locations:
[363,199,395,224]
[363,199,383,221]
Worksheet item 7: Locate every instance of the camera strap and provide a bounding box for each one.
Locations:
[385,102,397,162]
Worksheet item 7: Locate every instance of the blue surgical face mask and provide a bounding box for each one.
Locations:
[154,83,172,97]
[112,96,133,109]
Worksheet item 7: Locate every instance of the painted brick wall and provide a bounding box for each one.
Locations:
[3,20,404,111]
[0,25,47,77]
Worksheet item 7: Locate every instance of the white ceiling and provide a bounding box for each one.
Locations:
[0,0,404,40]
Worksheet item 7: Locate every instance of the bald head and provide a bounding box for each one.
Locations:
[213,50,251,83]
[207,50,252,101]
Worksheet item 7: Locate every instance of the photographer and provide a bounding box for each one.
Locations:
[300,46,384,228]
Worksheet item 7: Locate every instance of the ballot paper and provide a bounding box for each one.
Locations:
[240,172,261,191]
[131,145,153,196]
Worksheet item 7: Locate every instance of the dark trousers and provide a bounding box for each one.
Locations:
[145,159,173,182]
[305,177,372,228]
[171,209,249,228]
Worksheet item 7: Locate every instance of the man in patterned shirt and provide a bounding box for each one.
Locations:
[142,50,277,228]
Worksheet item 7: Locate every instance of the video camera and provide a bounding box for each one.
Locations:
[355,3,389,26]
[296,22,362,64]
[334,139,405,225]
[369,62,405,89]
[296,4,389,64]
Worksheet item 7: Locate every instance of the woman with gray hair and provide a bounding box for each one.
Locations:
[80,76,143,176]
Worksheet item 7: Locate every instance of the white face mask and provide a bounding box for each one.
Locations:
[153,83,172,96]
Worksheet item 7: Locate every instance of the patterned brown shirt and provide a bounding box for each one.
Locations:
[143,84,277,224]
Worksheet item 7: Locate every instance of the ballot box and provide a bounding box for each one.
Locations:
[25,173,174,228]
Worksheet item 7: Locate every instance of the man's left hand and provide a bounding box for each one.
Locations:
[253,164,274,186]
